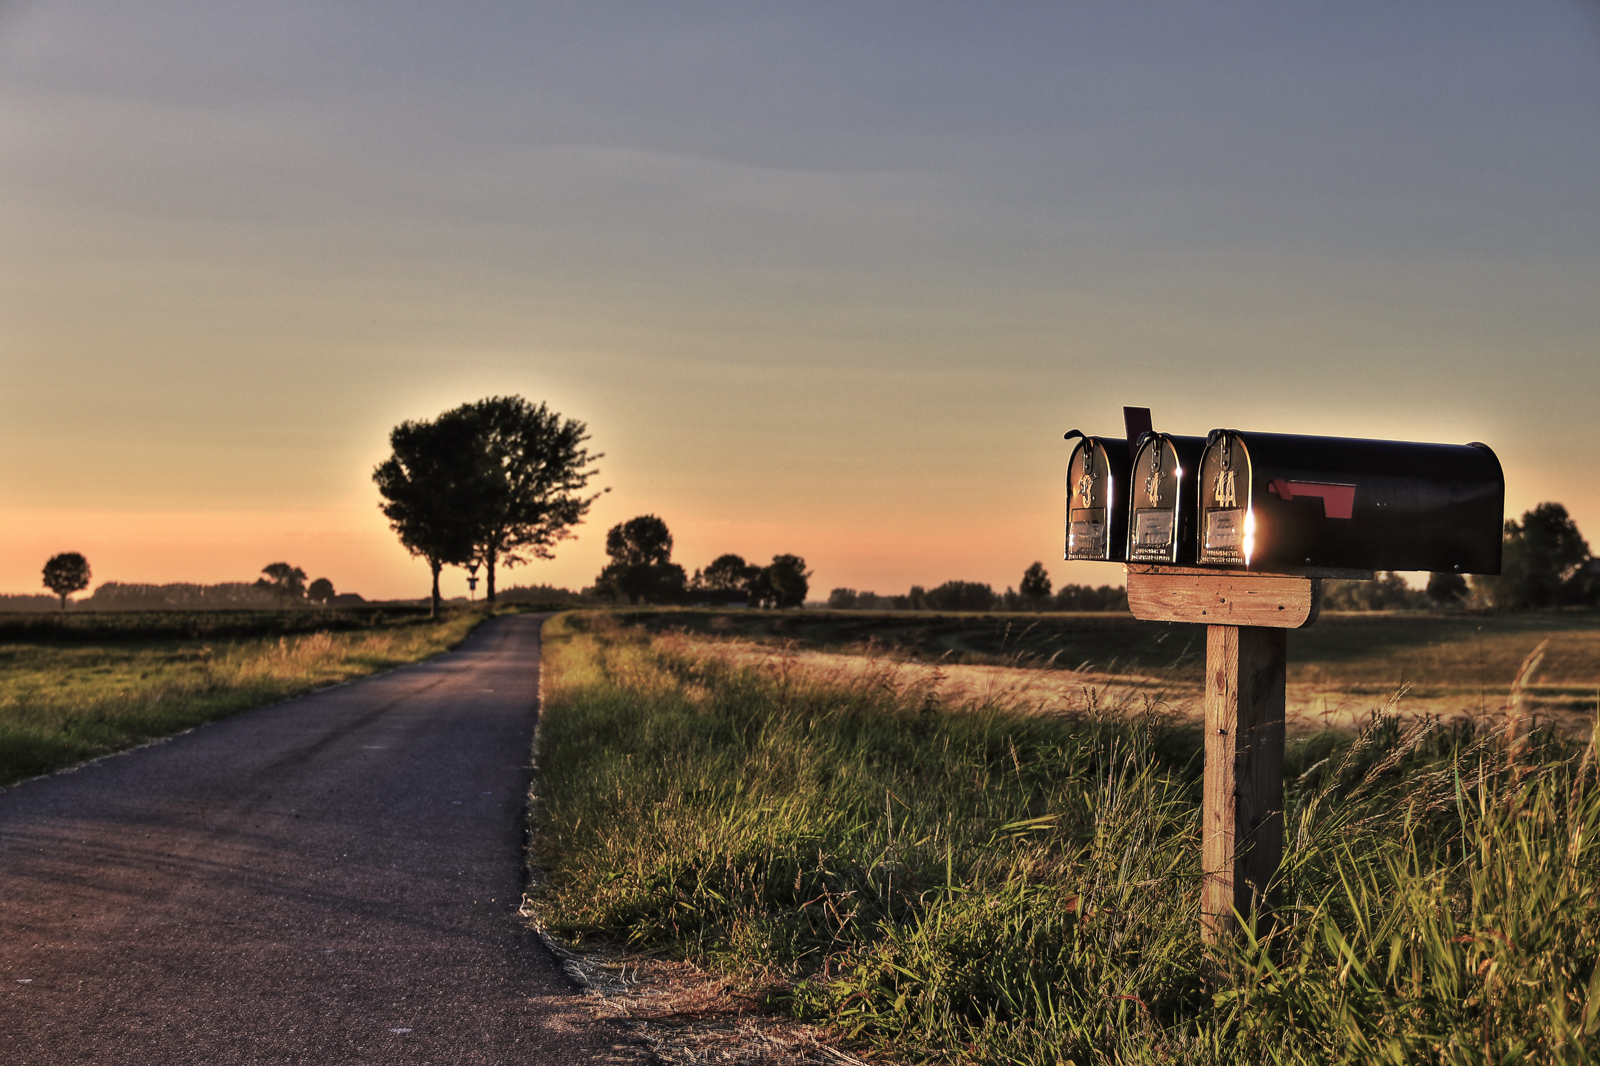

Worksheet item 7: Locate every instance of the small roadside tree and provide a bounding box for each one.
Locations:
[307,577,336,605]
[1019,562,1052,610]
[595,515,687,604]
[374,414,488,618]
[42,552,91,612]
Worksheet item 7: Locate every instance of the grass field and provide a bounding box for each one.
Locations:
[0,607,490,788]
[619,607,1600,725]
[530,611,1600,1065]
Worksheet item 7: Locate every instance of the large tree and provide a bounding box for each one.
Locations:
[443,397,602,605]
[1473,502,1591,610]
[766,554,812,608]
[595,515,686,604]
[42,552,91,612]
[373,415,488,617]
[702,553,754,591]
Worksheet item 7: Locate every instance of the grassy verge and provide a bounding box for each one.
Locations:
[0,607,491,787]
[530,612,1600,1065]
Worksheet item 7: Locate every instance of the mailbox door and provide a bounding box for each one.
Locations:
[1065,435,1130,561]
[1128,433,1207,564]
[1198,432,1255,565]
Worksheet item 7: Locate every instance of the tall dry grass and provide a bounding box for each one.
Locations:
[530,612,1600,1065]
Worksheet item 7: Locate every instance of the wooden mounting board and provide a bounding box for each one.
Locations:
[1125,566,1334,629]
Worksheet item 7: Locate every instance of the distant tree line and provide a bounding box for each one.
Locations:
[1324,502,1599,612]
[14,557,357,613]
[588,514,812,608]
[827,564,1128,613]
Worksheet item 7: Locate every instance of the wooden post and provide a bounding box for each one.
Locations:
[1201,624,1286,942]
[1125,564,1369,942]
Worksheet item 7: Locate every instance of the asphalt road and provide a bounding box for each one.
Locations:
[0,614,643,1065]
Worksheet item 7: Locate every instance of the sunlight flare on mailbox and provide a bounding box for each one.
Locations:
[1127,431,1207,564]
[1197,430,1504,573]
[1063,431,1131,561]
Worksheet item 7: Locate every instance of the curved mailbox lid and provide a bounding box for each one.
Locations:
[1064,431,1132,562]
[1127,432,1208,564]
[1196,430,1504,574]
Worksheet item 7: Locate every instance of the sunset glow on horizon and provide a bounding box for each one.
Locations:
[4,3,1597,603]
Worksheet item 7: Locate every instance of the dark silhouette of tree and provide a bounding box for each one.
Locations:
[703,553,755,591]
[256,563,307,604]
[608,515,673,566]
[307,577,336,605]
[444,397,602,605]
[595,515,686,604]
[827,588,858,609]
[1019,562,1052,609]
[374,415,487,618]
[766,554,811,608]
[924,580,995,612]
[1474,503,1591,610]
[42,552,91,612]
[747,566,776,609]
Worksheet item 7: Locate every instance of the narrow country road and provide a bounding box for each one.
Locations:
[0,614,642,1065]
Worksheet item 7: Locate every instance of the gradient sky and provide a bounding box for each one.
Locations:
[3,1,1598,601]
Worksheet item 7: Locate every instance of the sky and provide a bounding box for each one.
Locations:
[2,1,1598,602]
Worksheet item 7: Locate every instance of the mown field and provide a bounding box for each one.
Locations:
[530,610,1600,1065]
[0,606,491,787]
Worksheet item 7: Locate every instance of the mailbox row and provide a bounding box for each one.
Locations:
[1065,428,1504,574]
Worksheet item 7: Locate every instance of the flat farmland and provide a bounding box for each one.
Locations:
[617,607,1600,734]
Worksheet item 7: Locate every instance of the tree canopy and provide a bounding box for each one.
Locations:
[443,396,602,604]
[765,554,811,608]
[1473,502,1594,610]
[595,515,686,604]
[374,396,601,614]
[702,553,754,592]
[257,562,307,603]
[42,552,91,611]
[373,414,488,617]
[1019,562,1052,608]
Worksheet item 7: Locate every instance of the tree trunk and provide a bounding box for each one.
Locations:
[485,548,497,607]
[429,558,442,620]
[58,593,67,613]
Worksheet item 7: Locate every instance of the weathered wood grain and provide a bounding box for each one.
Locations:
[1126,569,1322,628]
[1201,624,1287,943]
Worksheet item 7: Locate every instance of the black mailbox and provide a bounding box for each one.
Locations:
[1064,431,1131,561]
[1126,432,1208,564]
[1195,430,1504,573]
